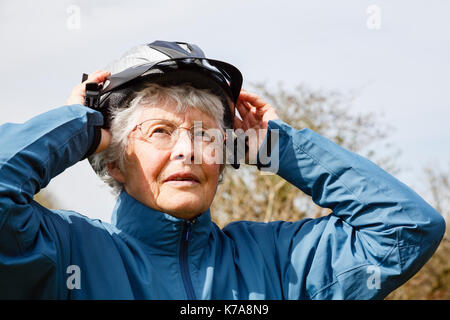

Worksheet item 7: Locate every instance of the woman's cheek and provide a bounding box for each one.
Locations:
[128,146,167,190]
[201,144,223,165]
[204,163,221,184]
[141,150,168,179]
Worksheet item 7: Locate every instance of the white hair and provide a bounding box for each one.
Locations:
[89,83,227,196]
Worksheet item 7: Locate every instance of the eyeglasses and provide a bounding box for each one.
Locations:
[132,119,225,150]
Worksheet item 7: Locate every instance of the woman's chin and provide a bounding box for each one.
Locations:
[157,193,208,219]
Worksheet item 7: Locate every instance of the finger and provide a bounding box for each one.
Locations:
[89,71,110,83]
[243,101,264,120]
[235,100,249,119]
[244,108,259,126]
[85,70,110,84]
[242,115,254,133]
[233,116,244,131]
[84,70,102,81]
[239,90,268,109]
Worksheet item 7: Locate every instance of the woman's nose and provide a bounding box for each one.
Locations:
[170,130,196,163]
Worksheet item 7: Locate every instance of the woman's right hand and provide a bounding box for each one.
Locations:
[66,70,112,154]
[66,70,110,106]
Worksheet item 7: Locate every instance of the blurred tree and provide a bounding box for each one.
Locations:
[33,189,59,209]
[423,162,450,221]
[211,83,400,227]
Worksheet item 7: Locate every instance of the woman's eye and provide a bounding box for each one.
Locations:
[152,127,171,136]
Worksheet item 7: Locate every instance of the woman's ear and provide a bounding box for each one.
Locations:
[106,162,126,184]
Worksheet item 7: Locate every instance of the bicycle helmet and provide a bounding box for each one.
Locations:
[84,40,243,130]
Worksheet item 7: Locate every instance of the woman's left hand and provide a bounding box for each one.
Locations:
[234,90,279,164]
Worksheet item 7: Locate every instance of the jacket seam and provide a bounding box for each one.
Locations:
[398,244,419,271]
[276,125,364,205]
[310,263,371,299]
[292,142,365,206]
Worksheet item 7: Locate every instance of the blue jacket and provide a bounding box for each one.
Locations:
[0,105,445,299]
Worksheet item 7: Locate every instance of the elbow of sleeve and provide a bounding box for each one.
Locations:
[427,208,446,244]
[406,206,446,263]
[388,206,446,288]
[401,198,446,246]
[416,202,446,243]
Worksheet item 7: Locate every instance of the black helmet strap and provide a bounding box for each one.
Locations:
[82,73,103,110]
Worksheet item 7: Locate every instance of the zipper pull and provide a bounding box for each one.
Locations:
[185,219,197,241]
[185,221,192,241]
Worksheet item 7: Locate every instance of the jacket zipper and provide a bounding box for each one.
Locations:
[180,220,197,300]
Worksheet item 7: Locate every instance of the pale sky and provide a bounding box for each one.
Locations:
[1,0,449,222]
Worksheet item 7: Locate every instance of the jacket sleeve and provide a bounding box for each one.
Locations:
[0,104,103,298]
[262,119,446,299]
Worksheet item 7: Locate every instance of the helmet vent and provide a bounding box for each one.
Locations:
[177,42,191,53]
[103,79,111,90]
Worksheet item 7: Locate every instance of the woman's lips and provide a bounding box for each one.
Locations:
[164,172,201,187]
[164,180,200,187]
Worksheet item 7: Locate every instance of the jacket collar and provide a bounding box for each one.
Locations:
[111,190,212,256]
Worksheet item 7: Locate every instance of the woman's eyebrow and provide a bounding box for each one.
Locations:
[141,118,219,130]
[142,118,178,124]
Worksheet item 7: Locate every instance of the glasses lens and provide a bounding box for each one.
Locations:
[139,120,176,149]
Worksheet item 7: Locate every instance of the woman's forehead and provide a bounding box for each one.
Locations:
[138,104,218,128]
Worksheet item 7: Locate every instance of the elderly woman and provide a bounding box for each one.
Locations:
[0,41,445,300]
